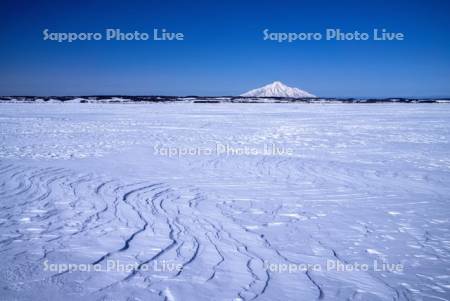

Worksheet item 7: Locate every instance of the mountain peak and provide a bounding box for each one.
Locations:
[241,81,316,98]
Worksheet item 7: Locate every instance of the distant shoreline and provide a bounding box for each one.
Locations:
[1,96,450,104]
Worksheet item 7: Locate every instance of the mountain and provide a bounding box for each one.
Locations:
[241,81,316,98]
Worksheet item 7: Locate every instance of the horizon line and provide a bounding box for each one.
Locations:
[2,95,450,99]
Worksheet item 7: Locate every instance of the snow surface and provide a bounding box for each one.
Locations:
[0,103,450,300]
[241,81,316,98]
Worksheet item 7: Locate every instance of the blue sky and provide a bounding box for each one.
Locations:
[1,0,449,97]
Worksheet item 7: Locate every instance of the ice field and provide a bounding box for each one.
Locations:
[0,103,449,300]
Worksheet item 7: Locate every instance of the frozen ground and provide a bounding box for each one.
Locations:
[0,103,449,301]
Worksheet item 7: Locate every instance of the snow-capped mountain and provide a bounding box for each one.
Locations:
[241,81,316,98]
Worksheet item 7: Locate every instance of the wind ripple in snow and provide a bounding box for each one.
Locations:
[1,104,450,301]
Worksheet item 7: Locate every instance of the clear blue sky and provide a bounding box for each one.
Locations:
[1,0,449,97]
